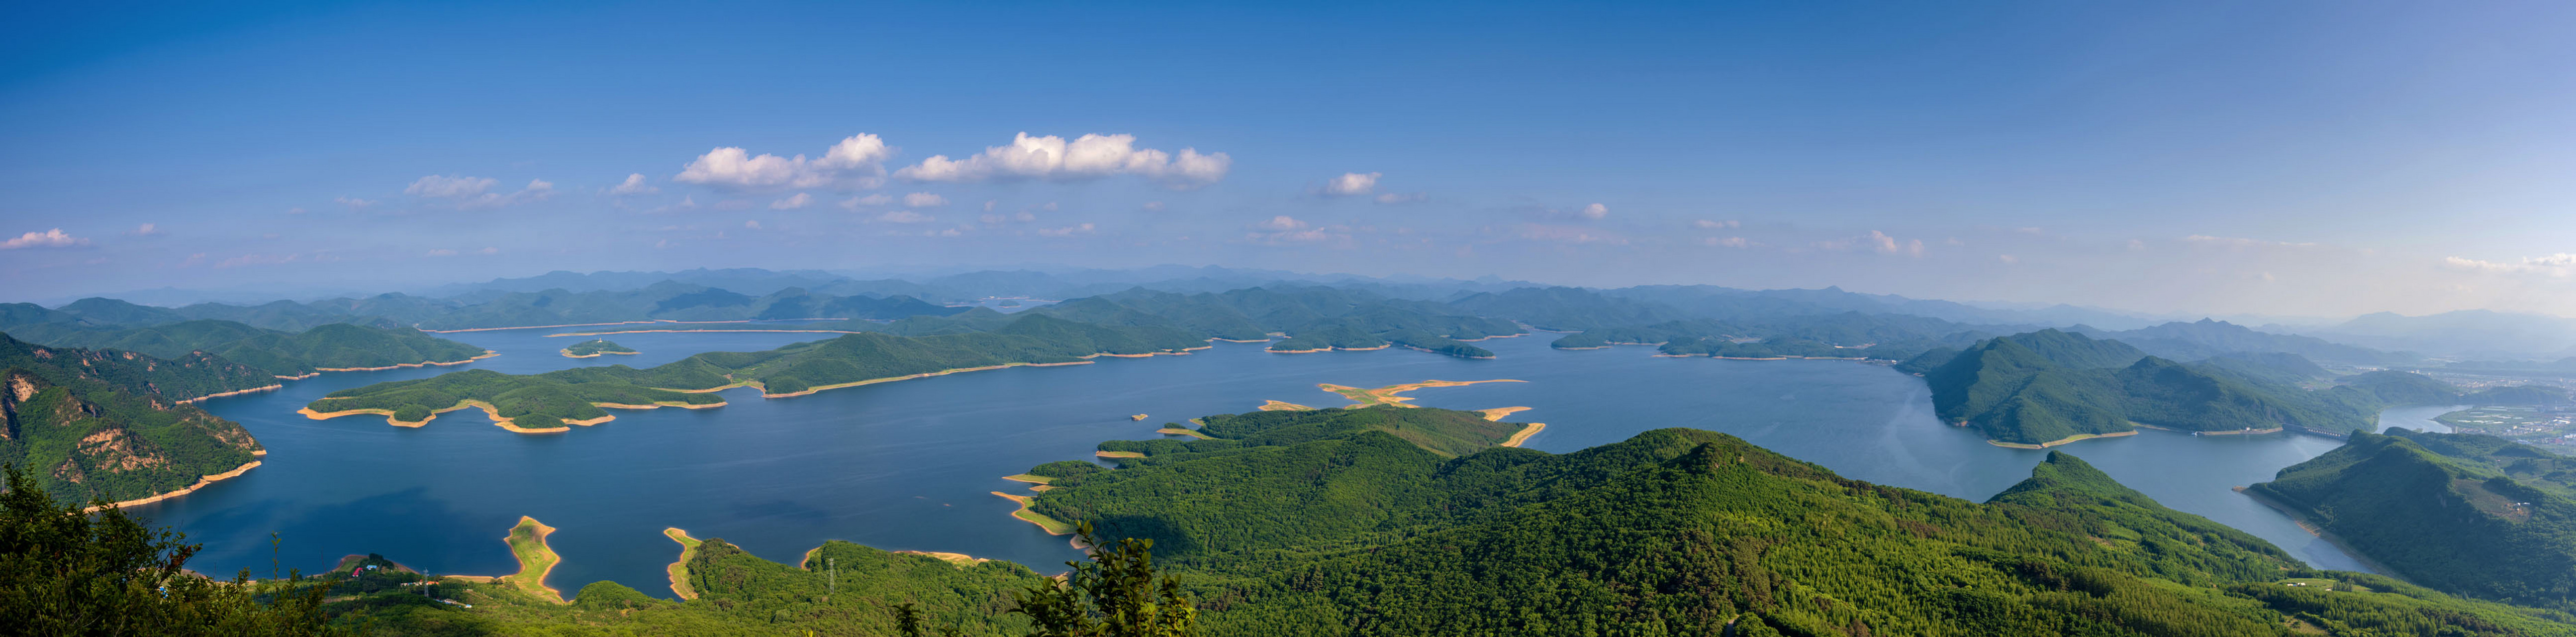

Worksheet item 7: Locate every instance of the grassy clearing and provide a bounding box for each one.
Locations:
[663,527,703,600]
[501,516,565,603]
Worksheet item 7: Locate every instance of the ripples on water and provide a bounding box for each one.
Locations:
[138,328,2387,593]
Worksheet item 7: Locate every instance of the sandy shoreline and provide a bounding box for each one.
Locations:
[560,349,639,358]
[757,361,1098,398]
[1986,430,2139,449]
[1500,423,1547,447]
[85,459,263,512]
[503,516,566,603]
[178,384,283,404]
[2234,486,2411,580]
[663,528,702,600]
[894,550,991,568]
[991,491,1075,535]
[312,351,499,372]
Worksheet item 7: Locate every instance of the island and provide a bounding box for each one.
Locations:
[304,314,1210,432]
[560,339,638,358]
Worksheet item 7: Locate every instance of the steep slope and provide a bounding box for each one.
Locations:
[10,320,487,378]
[0,345,265,505]
[2250,431,2576,611]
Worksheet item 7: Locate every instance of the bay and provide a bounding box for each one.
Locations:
[138,327,2385,595]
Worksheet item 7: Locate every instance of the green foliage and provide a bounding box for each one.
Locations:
[562,339,637,356]
[7,320,485,378]
[1922,330,2393,444]
[1009,522,1198,637]
[0,342,265,504]
[2252,431,2576,613]
[0,465,341,636]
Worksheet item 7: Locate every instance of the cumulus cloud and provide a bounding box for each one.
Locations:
[1694,219,1739,229]
[1037,223,1097,237]
[745,219,763,230]
[1702,236,1751,248]
[1255,215,1307,231]
[675,134,893,192]
[1373,192,1425,205]
[770,193,813,210]
[0,228,89,249]
[1999,254,2019,264]
[1321,172,1379,196]
[895,132,1230,189]
[1579,203,1609,220]
[840,194,894,211]
[606,173,659,195]
[1141,201,1165,212]
[903,192,949,208]
[130,223,161,236]
[406,176,553,209]
[876,210,934,223]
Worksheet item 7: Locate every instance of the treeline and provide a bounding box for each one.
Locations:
[2251,430,2576,612]
[6,320,486,377]
[1,334,266,504]
[307,314,1209,428]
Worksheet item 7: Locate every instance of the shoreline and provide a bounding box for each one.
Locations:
[300,399,595,433]
[560,349,639,359]
[549,328,870,337]
[894,550,991,568]
[1500,423,1546,447]
[756,361,1098,398]
[84,459,263,513]
[990,491,1075,535]
[663,528,702,600]
[178,384,283,404]
[424,318,851,334]
[311,350,499,373]
[1321,379,1527,408]
[1986,430,2139,449]
[501,516,566,603]
[2234,486,2411,580]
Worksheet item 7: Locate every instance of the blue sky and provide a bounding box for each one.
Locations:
[4,0,2575,317]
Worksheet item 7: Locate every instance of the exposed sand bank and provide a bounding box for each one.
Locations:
[1986,430,2139,449]
[84,459,262,513]
[991,492,1075,535]
[179,384,284,404]
[1500,423,1547,448]
[663,528,703,600]
[1321,379,1527,408]
[502,517,566,603]
[894,550,991,568]
[312,351,498,372]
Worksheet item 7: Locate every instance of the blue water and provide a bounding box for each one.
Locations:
[134,330,2381,595]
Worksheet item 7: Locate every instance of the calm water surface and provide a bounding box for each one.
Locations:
[139,330,2389,594]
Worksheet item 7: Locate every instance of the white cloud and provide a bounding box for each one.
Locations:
[1255,215,1307,231]
[745,219,763,230]
[1037,222,1097,237]
[877,210,934,223]
[426,248,457,257]
[286,208,308,215]
[982,199,997,212]
[334,196,377,209]
[1518,224,1625,245]
[1579,203,1609,220]
[130,223,161,236]
[0,228,89,249]
[839,193,894,211]
[1015,212,1037,222]
[1322,172,1379,196]
[404,175,494,199]
[770,193,813,210]
[895,132,1230,189]
[2185,234,2317,248]
[1814,230,1924,256]
[479,246,498,255]
[1702,236,1751,248]
[903,192,949,208]
[406,176,552,209]
[1141,201,1166,212]
[1694,219,1739,229]
[675,133,893,192]
[1373,192,1425,205]
[2444,253,2576,277]
[979,213,1004,224]
[607,173,659,195]
[1999,254,2019,264]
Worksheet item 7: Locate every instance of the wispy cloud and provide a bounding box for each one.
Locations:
[770,193,812,210]
[1321,172,1378,196]
[406,176,554,209]
[606,173,659,195]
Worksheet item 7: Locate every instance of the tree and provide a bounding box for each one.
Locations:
[0,464,339,636]
[896,521,1198,637]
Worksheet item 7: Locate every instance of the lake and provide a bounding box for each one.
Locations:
[136,328,2387,595]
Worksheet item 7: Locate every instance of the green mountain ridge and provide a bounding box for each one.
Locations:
[0,336,266,504]
[2251,430,2576,611]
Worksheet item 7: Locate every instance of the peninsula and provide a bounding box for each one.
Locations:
[305,314,1209,432]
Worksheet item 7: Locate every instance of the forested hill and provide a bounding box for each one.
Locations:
[1907,329,2423,446]
[303,314,1208,430]
[1006,408,2571,635]
[3,320,486,377]
[2251,430,2576,612]
[0,336,265,504]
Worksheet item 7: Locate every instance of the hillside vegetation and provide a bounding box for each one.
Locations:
[2251,430,2576,611]
[0,335,266,504]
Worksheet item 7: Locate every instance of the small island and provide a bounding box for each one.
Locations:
[560,339,639,358]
